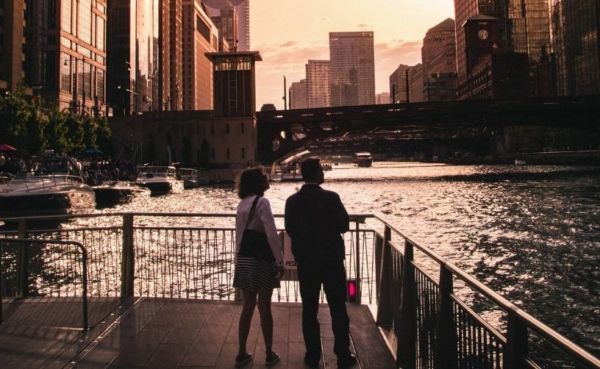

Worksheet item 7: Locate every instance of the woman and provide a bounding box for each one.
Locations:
[233,167,284,367]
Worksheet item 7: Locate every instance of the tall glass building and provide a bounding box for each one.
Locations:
[0,0,26,92]
[107,0,160,116]
[550,0,600,96]
[203,0,249,51]
[24,0,107,114]
[306,60,330,108]
[329,32,375,107]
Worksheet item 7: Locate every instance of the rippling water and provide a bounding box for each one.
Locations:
[100,162,600,356]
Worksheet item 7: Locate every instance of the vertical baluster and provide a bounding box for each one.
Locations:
[435,266,457,369]
[16,220,28,298]
[397,240,417,369]
[503,312,528,369]
[121,214,135,299]
[376,226,392,328]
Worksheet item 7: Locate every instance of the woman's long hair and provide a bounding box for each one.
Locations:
[236,167,266,199]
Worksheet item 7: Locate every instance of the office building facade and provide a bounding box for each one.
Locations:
[0,0,26,92]
[422,18,457,101]
[107,0,160,116]
[209,2,237,52]
[306,60,330,108]
[376,92,390,104]
[550,0,600,96]
[182,0,218,110]
[203,0,249,51]
[23,0,107,114]
[329,32,375,106]
[389,64,410,103]
[289,79,308,109]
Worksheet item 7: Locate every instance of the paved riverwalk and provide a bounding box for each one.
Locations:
[0,298,395,369]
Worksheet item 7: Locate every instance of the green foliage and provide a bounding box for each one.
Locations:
[0,85,111,156]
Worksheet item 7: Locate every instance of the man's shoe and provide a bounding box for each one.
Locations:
[266,351,280,366]
[235,352,252,367]
[304,356,320,368]
[338,354,357,369]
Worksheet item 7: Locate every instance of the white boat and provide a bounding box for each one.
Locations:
[135,165,178,194]
[0,156,95,217]
[354,152,373,167]
[178,168,209,189]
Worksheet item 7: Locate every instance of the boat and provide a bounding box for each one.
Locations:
[135,165,178,194]
[354,152,373,167]
[0,155,95,217]
[93,181,147,208]
[179,168,209,189]
[270,150,312,182]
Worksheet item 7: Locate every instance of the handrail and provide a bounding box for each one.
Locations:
[1,211,598,367]
[0,238,89,331]
[372,212,600,369]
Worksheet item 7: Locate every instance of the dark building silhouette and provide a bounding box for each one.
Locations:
[421,18,457,101]
[550,0,600,96]
[389,64,410,103]
[206,51,261,117]
[107,1,160,116]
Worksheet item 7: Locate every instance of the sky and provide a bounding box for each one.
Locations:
[250,0,455,109]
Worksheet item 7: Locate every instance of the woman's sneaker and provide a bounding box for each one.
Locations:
[265,351,280,366]
[235,352,252,367]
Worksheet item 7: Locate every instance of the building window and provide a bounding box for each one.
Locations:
[196,15,211,41]
[61,0,72,34]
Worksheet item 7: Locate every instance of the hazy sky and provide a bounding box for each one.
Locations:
[250,0,455,109]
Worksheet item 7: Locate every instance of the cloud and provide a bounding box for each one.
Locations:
[356,23,371,29]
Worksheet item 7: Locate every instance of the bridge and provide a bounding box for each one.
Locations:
[256,95,600,163]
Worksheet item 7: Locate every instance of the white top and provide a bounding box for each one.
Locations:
[235,195,283,266]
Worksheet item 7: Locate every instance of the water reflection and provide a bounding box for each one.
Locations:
[78,163,600,355]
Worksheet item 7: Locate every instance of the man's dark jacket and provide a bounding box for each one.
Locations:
[285,184,349,263]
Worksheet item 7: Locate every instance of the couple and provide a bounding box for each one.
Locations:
[232,158,357,368]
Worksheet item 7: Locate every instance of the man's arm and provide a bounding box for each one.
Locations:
[331,193,349,233]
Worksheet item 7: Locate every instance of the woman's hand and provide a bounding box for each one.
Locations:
[275,265,284,279]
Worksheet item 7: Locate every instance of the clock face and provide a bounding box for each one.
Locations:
[478,29,489,40]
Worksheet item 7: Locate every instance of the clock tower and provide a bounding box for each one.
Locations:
[464,15,503,74]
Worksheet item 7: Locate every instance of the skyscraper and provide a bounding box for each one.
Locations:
[203,0,250,51]
[550,0,600,96]
[329,32,375,106]
[107,0,160,116]
[306,60,330,108]
[0,0,26,92]
[421,18,457,101]
[389,64,410,103]
[289,79,308,109]
[25,0,107,114]
[182,0,218,110]
[210,3,237,52]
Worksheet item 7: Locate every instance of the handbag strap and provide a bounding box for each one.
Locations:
[244,195,261,230]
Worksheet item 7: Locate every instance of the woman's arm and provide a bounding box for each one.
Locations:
[258,198,284,266]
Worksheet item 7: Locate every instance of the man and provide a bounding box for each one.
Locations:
[284,157,357,369]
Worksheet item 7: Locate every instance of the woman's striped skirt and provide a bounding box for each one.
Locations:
[233,256,280,290]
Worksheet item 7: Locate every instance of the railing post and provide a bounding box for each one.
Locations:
[376,226,392,328]
[435,265,457,369]
[121,214,135,299]
[354,219,361,304]
[397,240,416,369]
[16,220,28,298]
[504,312,528,369]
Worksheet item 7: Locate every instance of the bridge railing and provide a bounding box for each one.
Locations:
[0,212,598,368]
[372,214,600,369]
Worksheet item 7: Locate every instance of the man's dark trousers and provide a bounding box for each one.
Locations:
[297,259,351,361]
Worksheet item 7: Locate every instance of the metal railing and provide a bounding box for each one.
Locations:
[373,215,600,369]
[0,212,598,368]
[0,238,88,330]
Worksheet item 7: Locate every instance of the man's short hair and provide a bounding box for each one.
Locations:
[300,157,321,182]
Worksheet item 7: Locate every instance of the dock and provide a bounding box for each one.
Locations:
[0,298,394,369]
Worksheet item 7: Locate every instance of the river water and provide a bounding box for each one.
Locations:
[100,162,599,356]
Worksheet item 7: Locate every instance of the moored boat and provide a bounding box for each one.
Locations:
[179,168,209,189]
[135,165,178,195]
[0,155,95,217]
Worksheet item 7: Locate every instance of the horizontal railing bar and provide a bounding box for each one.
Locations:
[374,213,600,368]
[451,294,506,344]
